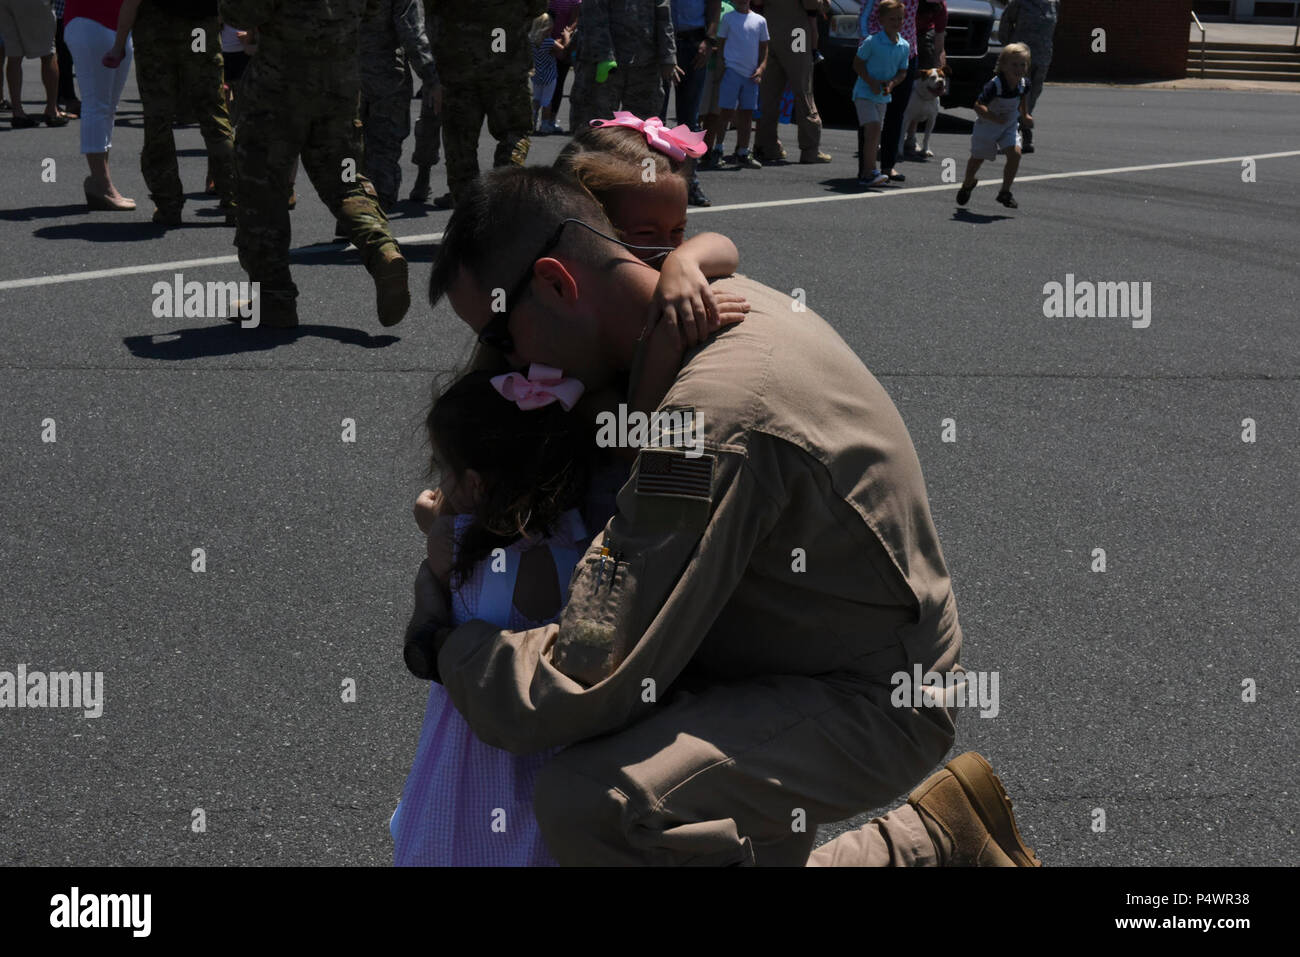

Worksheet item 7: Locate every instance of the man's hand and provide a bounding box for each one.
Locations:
[750,65,765,82]
[662,62,685,85]
[403,560,453,680]
[694,39,710,70]
[1021,113,1034,129]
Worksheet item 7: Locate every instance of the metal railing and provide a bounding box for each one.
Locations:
[1192,11,1207,78]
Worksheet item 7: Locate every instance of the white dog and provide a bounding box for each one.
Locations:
[900,67,948,159]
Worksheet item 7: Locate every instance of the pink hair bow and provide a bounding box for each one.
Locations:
[490,364,585,411]
[589,111,708,162]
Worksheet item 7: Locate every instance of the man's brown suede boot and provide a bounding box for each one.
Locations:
[909,751,1042,867]
[372,243,410,327]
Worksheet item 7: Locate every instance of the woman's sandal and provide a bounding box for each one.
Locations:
[84,177,136,211]
[43,111,70,127]
[12,114,38,129]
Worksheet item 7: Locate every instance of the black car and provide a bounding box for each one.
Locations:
[813,0,1005,125]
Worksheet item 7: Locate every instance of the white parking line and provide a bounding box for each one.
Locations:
[2,149,1296,292]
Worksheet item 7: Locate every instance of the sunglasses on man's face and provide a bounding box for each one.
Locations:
[476,218,677,355]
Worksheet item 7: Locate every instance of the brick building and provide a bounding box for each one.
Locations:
[1047,0,1196,81]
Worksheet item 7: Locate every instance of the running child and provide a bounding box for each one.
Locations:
[957,42,1033,209]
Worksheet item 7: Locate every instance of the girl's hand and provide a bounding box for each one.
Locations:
[650,252,748,348]
[102,47,125,68]
[711,290,751,327]
[413,488,446,534]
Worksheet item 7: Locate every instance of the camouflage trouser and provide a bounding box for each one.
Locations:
[570,60,665,130]
[234,55,397,303]
[411,95,441,167]
[133,7,236,211]
[437,65,531,203]
[360,64,413,210]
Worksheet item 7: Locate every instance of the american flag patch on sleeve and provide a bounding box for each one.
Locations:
[635,449,715,500]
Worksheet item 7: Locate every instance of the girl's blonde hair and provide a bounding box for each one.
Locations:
[529,13,552,47]
[553,122,686,209]
[997,42,1031,72]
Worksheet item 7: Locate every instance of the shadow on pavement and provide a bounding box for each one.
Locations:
[821,177,872,193]
[123,323,400,360]
[951,208,1013,223]
[34,220,171,242]
[0,203,91,222]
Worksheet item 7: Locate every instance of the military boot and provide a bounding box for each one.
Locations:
[908,751,1042,867]
[224,294,299,329]
[371,243,410,327]
[409,166,431,203]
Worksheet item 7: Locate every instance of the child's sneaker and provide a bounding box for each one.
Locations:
[996,190,1018,208]
[956,179,977,205]
[737,150,762,170]
[858,170,889,187]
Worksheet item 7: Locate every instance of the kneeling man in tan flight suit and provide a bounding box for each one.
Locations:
[404,165,1041,867]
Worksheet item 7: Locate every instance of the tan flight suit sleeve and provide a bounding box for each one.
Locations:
[433,436,784,755]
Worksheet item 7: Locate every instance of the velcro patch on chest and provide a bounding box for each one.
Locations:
[635,448,715,501]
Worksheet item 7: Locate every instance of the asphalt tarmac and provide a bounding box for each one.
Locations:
[1,71,1296,866]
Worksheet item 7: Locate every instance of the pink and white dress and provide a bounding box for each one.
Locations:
[391,509,587,866]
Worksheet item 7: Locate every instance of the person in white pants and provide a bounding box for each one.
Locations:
[63,0,133,209]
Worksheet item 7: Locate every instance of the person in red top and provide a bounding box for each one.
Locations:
[916,0,945,70]
[63,0,134,209]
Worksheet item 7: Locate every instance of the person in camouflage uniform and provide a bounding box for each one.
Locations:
[359,0,440,211]
[409,0,442,203]
[569,0,676,131]
[426,0,544,210]
[999,0,1057,153]
[219,0,410,329]
[123,0,237,227]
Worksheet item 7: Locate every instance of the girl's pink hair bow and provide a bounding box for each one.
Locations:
[588,111,708,163]
[490,364,586,411]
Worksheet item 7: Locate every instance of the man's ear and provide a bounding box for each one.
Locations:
[531,257,581,308]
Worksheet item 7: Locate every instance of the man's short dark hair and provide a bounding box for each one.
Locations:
[429,166,616,310]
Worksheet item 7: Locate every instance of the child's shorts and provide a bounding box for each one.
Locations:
[854,98,888,127]
[718,68,759,112]
[532,75,557,108]
[970,117,1021,160]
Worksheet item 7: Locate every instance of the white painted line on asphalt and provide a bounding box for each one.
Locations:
[2,150,1297,291]
[686,149,1300,214]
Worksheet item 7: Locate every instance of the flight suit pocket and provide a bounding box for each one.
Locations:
[554,544,641,686]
